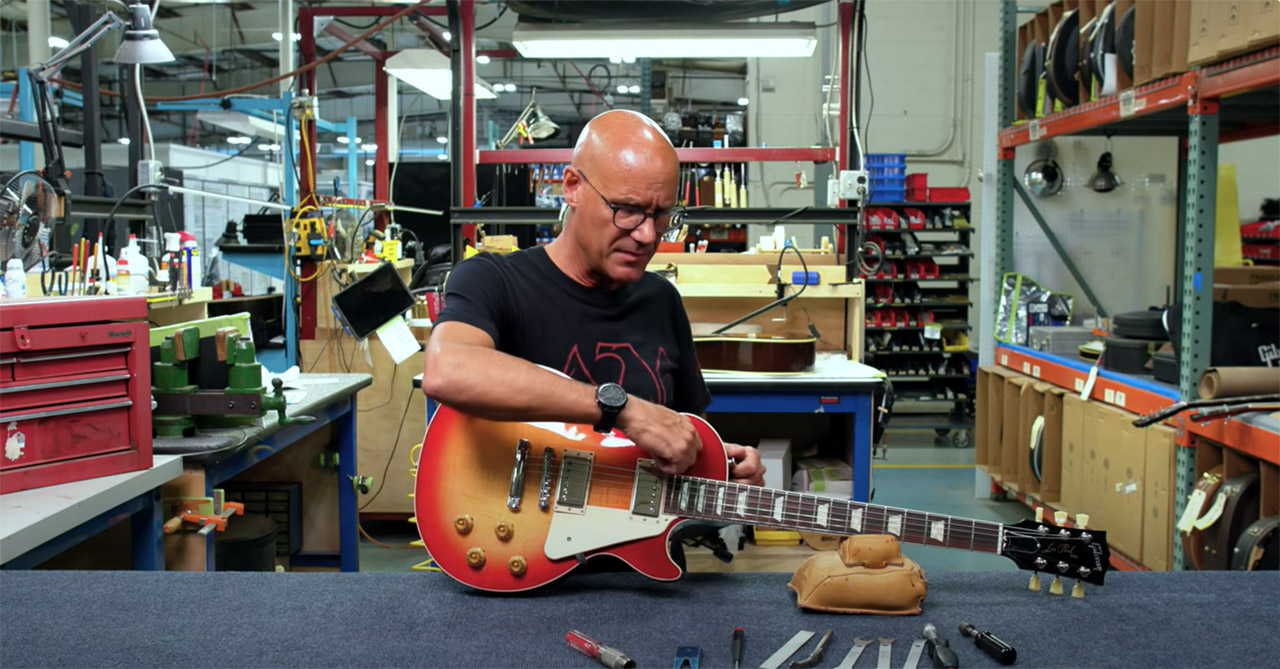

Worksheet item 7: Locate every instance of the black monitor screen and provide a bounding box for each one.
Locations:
[331,262,416,340]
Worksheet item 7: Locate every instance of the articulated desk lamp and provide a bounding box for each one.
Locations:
[5,2,174,266]
[496,89,561,149]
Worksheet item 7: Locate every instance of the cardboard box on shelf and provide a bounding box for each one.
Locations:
[1017,382,1049,493]
[791,457,853,498]
[1098,402,1147,565]
[758,438,793,492]
[1246,0,1280,47]
[1143,424,1178,571]
[1039,387,1067,503]
[1060,394,1088,514]
[977,366,1022,469]
[1003,376,1031,484]
[1215,266,1280,285]
[1188,0,1266,67]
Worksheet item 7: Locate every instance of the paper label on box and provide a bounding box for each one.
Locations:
[1193,492,1227,530]
[1119,90,1137,117]
[924,323,942,340]
[1177,489,1207,533]
[376,316,420,365]
[1029,119,1043,141]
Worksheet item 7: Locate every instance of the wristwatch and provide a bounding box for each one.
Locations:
[594,382,628,433]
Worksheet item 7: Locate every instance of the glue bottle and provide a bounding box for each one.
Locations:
[4,258,24,299]
[179,231,201,288]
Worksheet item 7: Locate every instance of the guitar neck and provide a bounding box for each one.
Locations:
[664,475,1004,555]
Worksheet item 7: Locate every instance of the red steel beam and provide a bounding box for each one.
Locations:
[375,55,390,225]
[298,14,319,341]
[460,0,478,242]
[307,6,445,17]
[998,73,1193,149]
[478,147,837,165]
[1198,45,1280,99]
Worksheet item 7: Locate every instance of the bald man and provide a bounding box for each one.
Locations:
[422,110,764,487]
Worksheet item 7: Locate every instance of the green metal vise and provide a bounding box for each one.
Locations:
[152,326,315,437]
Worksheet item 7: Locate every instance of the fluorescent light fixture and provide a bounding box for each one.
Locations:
[336,136,351,144]
[363,143,378,151]
[257,143,272,151]
[115,2,176,64]
[737,97,749,106]
[442,31,452,41]
[436,153,448,161]
[628,84,640,94]
[48,36,70,49]
[269,143,281,151]
[117,137,131,145]
[385,49,497,100]
[196,110,282,138]
[477,54,491,65]
[227,135,252,145]
[512,21,817,59]
[436,136,448,144]
[616,84,627,94]
[365,159,375,166]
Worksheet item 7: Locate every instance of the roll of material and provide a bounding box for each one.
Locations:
[1198,367,1280,400]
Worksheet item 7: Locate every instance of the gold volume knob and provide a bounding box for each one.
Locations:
[466,547,485,568]
[454,515,474,535]
[495,522,514,542]
[508,555,527,576]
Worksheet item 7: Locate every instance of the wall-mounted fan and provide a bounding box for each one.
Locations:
[0,173,59,270]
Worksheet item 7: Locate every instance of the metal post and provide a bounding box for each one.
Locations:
[639,58,652,116]
[346,116,358,198]
[70,2,102,241]
[1172,103,1218,570]
[16,71,35,171]
[995,0,1017,279]
[121,65,142,190]
[375,56,390,210]
[1012,179,1109,318]
[278,0,295,95]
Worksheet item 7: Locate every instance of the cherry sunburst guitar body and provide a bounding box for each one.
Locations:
[415,405,729,593]
[415,405,1111,594]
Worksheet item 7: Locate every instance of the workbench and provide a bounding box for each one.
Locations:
[0,455,183,570]
[153,372,372,571]
[0,569,1273,667]
[702,353,885,502]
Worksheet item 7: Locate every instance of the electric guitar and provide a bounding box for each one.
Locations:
[414,405,1110,593]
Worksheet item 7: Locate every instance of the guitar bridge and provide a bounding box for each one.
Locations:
[554,449,592,515]
[507,439,530,511]
[539,447,554,511]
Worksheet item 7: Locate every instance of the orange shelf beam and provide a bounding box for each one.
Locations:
[478,147,836,165]
[995,344,1180,418]
[1197,45,1280,99]
[998,75,1192,149]
[1184,415,1280,464]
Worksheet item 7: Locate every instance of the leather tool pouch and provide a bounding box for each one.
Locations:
[1203,472,1261,570]
[787,535,928,615]
[1231,515,1279,571]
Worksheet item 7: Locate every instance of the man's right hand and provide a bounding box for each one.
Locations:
[615,396,701,475]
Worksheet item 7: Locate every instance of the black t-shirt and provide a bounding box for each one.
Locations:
[433,246,712,415]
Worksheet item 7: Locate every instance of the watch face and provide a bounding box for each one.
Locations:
[599,383,627,407]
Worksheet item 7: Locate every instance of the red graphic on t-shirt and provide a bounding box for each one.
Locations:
[562,342,671,405]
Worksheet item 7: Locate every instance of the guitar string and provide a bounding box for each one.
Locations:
[493,459,1010,547]
[445,456,1091,549]
[458,455,1012,544]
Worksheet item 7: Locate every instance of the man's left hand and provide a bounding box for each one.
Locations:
[725,443,765,487]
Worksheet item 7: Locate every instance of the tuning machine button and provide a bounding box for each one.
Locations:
[1071,580,1086,599]
[1028,572,1042,591]
[508,555,527,576]
[1054,510,1068,525]
[466,547,485,568]
[495,522,514,542]
[454,515,474,535]
[1049,575,1064,595]
[1076,513,1090,529]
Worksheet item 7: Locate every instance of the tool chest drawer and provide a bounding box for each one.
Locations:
[0,296,153,494]
[0,398,134,470]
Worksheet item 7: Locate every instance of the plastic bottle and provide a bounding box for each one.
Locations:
[179,231,201,288]
[116,252,132,296]
[3,259,23,299]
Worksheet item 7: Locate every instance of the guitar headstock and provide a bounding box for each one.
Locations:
[1001,510,1110,593]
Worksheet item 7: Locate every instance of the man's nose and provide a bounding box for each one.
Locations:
[630,217,658,244]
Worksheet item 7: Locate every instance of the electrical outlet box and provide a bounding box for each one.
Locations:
[838,170,870,202]
[137,160,164,188]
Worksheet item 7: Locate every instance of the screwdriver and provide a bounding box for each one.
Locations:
[923,624,959,669]
[732,627,745,669]
[958,622,1016,665]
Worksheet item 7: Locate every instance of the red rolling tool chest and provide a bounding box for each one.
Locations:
[0,296,153,494]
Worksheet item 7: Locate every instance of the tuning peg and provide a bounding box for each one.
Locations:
[1076,513,1090,529]
[1049,575,1064,595]
[1071,580,1085,599]
[1028,572,1042,592]
[1054,510,1068,526]
[1035,507,1045,523]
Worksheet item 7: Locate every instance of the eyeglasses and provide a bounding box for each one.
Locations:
[575,168,684,235]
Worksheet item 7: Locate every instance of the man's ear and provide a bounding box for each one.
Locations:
[562,166,582,208]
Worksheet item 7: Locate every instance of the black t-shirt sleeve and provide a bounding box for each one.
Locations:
[433,253,508,347]
[665,282,713,415]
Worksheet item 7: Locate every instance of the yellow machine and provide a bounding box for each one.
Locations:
[291,213,327,258]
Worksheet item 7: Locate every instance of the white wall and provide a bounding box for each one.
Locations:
[1220,135,1280,222]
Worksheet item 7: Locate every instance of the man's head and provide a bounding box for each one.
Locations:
[559,110,679,289]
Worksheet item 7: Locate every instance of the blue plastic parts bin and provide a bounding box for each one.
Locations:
[866,154,907,202]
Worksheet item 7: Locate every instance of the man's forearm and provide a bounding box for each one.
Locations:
[422,344,602,424]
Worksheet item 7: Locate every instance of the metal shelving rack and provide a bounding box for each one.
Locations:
[862,202,976,446]
[992,0,1280,570]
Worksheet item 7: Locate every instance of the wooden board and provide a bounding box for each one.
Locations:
[673,264,847,286]
[300,331,424,516]
[650,253,840,267]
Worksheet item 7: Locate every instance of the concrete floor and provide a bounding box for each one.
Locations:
[354,430,1032,576]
